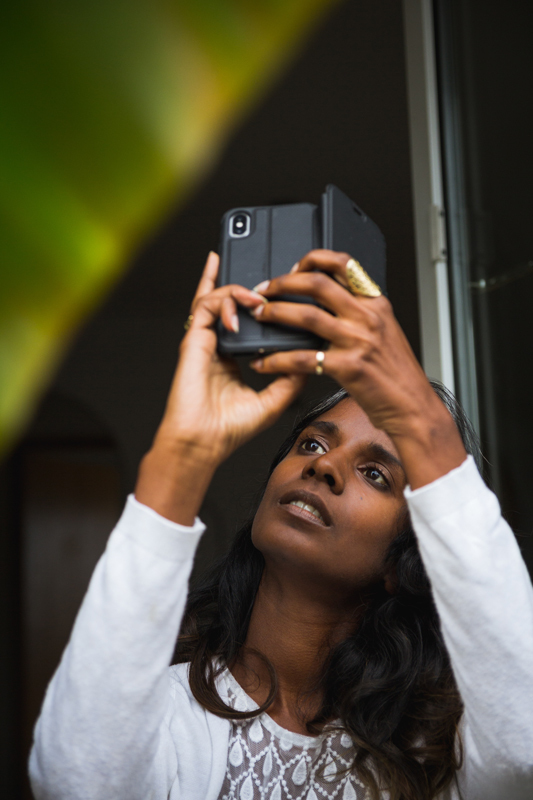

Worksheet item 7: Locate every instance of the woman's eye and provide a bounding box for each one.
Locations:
[361,466,388,487]
[299,438,326,455]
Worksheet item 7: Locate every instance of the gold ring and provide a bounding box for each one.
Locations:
[184,314,194,332]
[345,258,382,297]
[315,351,325,375]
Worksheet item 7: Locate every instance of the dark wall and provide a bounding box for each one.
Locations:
[2,1,419,795]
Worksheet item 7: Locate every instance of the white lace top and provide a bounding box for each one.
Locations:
[218,669,369,800]
[29,463,533,800]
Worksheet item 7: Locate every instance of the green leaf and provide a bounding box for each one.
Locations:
[0,0,337,456]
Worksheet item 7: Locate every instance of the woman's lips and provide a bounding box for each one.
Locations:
[287,499,325,524]
[279,490,331,527]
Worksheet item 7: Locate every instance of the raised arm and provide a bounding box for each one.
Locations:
[29,252,306,800]
[250,249,533,798]
[135,250,306,524]
[406,456,533,800]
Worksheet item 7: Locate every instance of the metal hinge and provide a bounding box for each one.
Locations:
[430,204,448,263]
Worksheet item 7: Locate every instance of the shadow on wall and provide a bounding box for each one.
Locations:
[9,393,123,799]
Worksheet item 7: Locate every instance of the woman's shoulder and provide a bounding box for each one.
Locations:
[167,661,233,720]
[168,662,202,707]
[165,663,231,768]
[168,661,191,690]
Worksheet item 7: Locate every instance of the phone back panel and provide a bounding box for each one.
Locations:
[216,186,387,355]
[217,203,322,355]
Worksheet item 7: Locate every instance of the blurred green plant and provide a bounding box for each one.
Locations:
[0,0,336,456]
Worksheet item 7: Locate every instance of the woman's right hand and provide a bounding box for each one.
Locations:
[135,252,306,525]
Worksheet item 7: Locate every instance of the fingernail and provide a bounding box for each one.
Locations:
[290,262,299,273]
[252,304,265,318]
[231,314,239,333]
[252,280,270,293]
[250,359,263,370]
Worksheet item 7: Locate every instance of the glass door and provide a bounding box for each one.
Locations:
[434,0,533,571]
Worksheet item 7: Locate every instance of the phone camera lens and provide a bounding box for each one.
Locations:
[230,212,250,237]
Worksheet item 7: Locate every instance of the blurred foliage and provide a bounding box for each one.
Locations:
[0,0,336,456]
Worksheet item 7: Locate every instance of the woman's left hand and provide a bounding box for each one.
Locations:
[250,249,467,488]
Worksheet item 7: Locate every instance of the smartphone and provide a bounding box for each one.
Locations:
[216,185,386,356]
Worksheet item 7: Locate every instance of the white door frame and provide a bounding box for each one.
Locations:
[403,0,455,392]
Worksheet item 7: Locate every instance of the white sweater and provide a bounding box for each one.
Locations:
[29,457,533,800]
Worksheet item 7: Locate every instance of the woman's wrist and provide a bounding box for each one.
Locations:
[134,437,220,526]
[388,404,468,490]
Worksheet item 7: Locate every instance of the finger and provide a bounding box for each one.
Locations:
[293,249,352,287]
[190,285,266,332]
[297,249,383,299]
[250,349,333,376]
[191,251,220,306]
[252,299,359,348]
[255,374,307,429]
[254,271,357,318]
[221,296,239,333]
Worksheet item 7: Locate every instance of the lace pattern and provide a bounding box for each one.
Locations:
[217,670,370,800]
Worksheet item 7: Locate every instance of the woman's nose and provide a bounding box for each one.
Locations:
[302,452,345,493]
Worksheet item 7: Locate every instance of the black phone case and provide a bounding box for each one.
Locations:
[217,185,386,356]
[321,185,387,295]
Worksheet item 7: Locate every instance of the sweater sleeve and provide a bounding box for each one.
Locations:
[405,456,533,800]
[29,495,206,800]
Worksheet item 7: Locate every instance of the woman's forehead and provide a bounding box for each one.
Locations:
[309,397,376,435]
[307,398,401,459]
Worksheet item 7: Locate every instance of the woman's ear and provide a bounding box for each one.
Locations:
[383,566,397,595]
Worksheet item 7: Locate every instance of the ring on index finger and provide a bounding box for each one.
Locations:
[345,258,382,298]
[315,351,325,375]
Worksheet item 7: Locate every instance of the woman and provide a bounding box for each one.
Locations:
[30,250,533,800]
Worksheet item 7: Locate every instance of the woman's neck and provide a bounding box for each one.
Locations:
[231,567,365,734]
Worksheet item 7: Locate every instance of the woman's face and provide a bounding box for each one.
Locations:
[252,398,408,595]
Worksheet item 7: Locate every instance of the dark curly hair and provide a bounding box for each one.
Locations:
[175,382,481,800]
